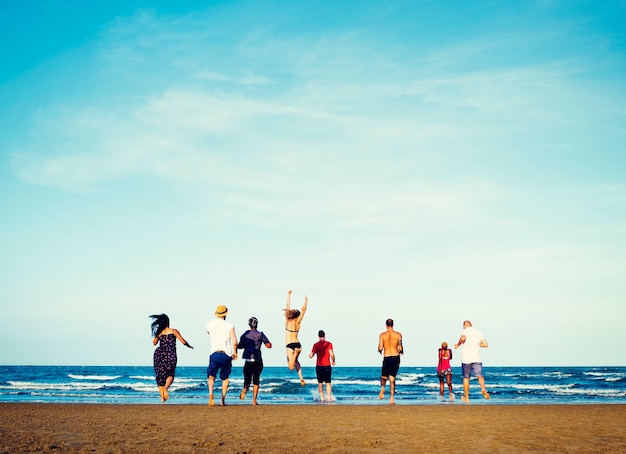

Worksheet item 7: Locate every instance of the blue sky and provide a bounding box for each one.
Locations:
[1,1,625,368]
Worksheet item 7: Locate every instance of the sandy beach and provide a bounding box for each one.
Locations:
[1,403,625,453]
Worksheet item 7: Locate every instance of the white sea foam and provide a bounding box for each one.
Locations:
[554,387,626,398]
[5,381,105,391]
[332,378,379,386]
[129,375,154,380]
[68,374,121,381]
[584,371,625,382]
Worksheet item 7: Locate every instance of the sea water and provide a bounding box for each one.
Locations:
[1,365,625,405]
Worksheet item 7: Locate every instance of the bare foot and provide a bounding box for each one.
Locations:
[461,394,469,402]
[163,389,169,402]
[378,389,385,399]
[300,378,306,387]
[482,390,490,400]
[209,395,215,407]
[239,389,247,400]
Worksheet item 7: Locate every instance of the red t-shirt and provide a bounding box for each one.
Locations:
[311,340,333,366]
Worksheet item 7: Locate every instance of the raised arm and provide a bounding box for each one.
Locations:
[286,289,292,310]
[454,334,466,349]
[297,295,308,321]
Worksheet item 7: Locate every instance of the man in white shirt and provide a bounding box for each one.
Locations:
[454,320,490,402]
[206,305,238,406]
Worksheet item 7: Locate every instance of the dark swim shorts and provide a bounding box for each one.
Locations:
[381,355,401,378]
[316,365,332,383]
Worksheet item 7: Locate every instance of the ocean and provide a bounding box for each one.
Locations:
[1,365,625,405]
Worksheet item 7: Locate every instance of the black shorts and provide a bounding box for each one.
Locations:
[243,360,264,386]
[381,356,400,378]
[316,366,332,383]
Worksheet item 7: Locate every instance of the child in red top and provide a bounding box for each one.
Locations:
[437,341,454,400]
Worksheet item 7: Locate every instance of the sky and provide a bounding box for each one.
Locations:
[1,0,625,368]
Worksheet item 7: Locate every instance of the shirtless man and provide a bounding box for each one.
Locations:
[378,318,403,405]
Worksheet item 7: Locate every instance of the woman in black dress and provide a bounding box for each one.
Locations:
[150,314,193,402]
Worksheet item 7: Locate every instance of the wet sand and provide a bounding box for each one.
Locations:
[1,403,625,453]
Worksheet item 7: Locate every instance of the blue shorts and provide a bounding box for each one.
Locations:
[461,362,483,379]
[207,352,233,380]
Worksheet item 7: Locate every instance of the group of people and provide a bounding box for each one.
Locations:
[151,290,490,405]
[150,290,337,405]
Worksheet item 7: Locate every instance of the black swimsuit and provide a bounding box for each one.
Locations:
[285,326,300,349]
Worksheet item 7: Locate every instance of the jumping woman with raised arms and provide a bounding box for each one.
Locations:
[284,289,308,386]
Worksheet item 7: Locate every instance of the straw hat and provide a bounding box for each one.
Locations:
[215,305,228,317]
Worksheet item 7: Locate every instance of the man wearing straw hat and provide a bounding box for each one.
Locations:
[206,305,238,406]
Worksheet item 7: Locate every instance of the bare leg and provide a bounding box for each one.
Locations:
[158,386,165,402]
[439,376,444,397]
[287,348,298,370]
[295,360,305,385]
[389,376,396,405]
[208,376,216,406]
[462,377,470,402]
[318,383,325,401]
[326,383,333,401]
[240,385,248,400]
[252,384,259,405]
[287,349,306,385]
[478,376,490,399]
[379,377,387,399]
[163,376,173,401]
[221,378,229,406]
[446,374,454,397]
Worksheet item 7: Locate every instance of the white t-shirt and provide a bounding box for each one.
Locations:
[206,318,234,356]
[460,326,485,364]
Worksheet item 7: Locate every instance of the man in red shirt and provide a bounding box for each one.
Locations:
[309,330,336,402]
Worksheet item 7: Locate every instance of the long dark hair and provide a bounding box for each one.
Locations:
[150,314,170,337]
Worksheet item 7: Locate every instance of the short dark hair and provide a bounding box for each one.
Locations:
[318,330,325,337]
[386,318,394,327]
